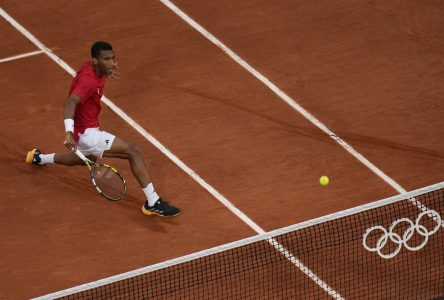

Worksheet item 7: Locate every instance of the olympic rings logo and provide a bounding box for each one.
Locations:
[362,210,442,259]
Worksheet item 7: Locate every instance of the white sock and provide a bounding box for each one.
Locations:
[143,183,160,207]
[40,153,55,165]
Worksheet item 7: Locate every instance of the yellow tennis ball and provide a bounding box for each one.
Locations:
[320,176,329,186]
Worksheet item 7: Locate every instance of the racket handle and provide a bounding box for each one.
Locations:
[75,149,88,162]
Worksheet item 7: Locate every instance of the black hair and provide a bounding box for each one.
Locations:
[91,41,113,58]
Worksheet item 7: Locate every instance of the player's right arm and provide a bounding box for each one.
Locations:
[63,94,81,150]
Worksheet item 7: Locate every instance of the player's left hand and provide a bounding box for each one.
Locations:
[108,70,120,79]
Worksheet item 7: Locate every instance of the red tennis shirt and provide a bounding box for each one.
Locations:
[69,61,106,141]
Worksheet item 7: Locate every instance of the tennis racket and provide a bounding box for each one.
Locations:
[75,149,127,201]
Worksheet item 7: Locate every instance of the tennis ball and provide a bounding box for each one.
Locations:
[320,176,329,186]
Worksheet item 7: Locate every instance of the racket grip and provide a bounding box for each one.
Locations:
[75,149,88,162]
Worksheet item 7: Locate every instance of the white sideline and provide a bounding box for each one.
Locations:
[158,0,441,228]
[0,49,45,63]
[158,0,407,194]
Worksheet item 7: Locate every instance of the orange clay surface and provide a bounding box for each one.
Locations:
[0,0,443,298]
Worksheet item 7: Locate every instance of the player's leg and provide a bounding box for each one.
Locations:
[26,149,84,166]
[55,151,86,166]
[103,136,181,217]
[103,137,151,186]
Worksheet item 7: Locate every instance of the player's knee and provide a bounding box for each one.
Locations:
[128,143,142,158]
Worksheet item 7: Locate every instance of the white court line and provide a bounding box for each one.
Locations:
[157,1,444,230]
[0,49,45,63]
[1,6,343,299]
[158,0,407,194]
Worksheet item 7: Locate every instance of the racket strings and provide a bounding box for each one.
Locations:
[92,165,126,200]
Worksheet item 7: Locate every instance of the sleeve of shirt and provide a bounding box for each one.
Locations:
[71,75,95,103]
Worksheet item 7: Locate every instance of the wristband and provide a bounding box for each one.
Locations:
[64,119,74,133]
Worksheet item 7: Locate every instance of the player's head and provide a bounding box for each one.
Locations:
[91,41,117,77]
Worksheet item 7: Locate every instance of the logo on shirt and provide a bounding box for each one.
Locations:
[105,139,109,145]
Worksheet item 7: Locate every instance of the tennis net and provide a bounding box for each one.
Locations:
[36,182,444,299]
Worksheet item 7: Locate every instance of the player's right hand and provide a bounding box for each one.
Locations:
[64,132,76,151]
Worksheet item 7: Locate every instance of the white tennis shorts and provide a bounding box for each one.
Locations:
[77,128,115,158]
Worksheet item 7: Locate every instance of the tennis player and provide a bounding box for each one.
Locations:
[26,41,181,217]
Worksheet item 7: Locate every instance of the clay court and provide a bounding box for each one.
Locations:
[1,0,444,299]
